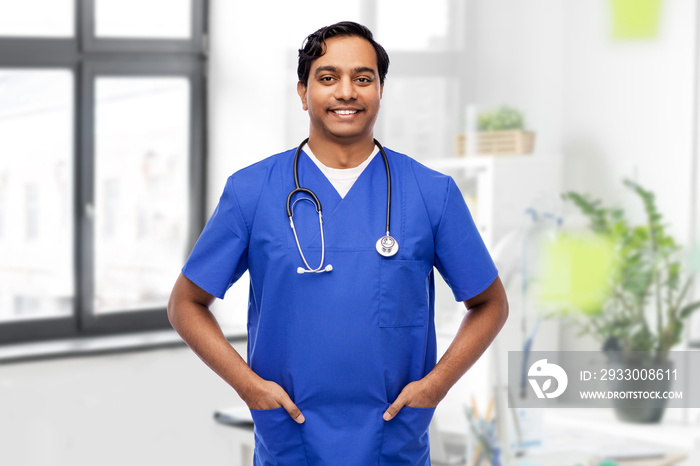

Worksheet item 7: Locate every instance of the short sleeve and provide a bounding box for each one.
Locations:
[434,177,498,302]
[182,177,250,299]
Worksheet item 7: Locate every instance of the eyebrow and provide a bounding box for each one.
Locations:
[314,66,377,78]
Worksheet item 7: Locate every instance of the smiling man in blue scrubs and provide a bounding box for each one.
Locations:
[168,21,508,465]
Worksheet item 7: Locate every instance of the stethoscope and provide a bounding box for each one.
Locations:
[286,138,398,274]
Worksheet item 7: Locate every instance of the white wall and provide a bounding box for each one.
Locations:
[474,0,565,158]
[0,343,248,466]
[561,0,697,241]
[473,0,698,242]
[470,0,566,366]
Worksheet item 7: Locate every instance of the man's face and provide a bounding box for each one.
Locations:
[297,35,383,145]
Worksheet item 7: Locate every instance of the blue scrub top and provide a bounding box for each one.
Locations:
[183,147,498,465]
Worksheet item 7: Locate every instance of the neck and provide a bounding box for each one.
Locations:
[306,135,376,169]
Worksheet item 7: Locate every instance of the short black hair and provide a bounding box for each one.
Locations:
[297,21,390,86]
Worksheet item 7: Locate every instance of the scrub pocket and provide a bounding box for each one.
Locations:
[380,406,435,465]
[379,260,430,327]
[249,407,309,465]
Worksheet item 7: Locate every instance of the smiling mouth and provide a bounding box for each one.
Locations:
[332,109,359,115]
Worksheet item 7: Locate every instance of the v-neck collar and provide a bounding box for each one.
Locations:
[300,149,382,211]
[296,150,386,248]
[299,149,342,208]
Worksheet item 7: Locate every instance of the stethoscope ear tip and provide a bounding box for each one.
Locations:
[297,267,305,274]
[324,264,333,272]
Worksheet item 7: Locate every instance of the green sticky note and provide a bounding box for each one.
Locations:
[537,234,616,315]
[610,0,663,39]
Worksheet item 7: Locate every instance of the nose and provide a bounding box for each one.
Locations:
[334,76,357,101]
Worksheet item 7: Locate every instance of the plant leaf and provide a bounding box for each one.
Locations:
[680,301,700,319]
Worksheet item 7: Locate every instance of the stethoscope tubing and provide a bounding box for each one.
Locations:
[375,139,391,235]
[288,198,327,273]
[287,138,394,272]
[287,138,392,232]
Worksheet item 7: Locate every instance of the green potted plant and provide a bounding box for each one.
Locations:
[559,179,700,422]
[476,106,534,156]
[477,105,525,132]
[456,105,535,156]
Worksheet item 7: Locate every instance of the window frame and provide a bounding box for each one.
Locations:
[81,0,206,53]
[362,0,475,151]
[0,0,207,345]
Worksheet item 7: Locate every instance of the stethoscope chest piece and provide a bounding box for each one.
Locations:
[376,235,399,257]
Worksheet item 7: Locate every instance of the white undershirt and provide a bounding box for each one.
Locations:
[304,145,379,198]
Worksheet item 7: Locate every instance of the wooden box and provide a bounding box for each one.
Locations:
[455,130,535,156]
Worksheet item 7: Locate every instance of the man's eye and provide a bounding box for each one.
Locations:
[356,77,371,83]
[320,76,334,82]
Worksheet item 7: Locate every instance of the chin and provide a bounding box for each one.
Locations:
[327,126,372,140]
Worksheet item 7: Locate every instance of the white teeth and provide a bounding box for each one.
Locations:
[333,110,357,115]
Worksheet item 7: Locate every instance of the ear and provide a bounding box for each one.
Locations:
[379,83,384,100]
[297,81,308,111]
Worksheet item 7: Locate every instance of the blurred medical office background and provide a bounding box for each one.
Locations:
[2,0,700,465]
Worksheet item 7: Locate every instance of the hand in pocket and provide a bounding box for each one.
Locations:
[243,376,305,423]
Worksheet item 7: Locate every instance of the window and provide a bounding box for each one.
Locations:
[0,0,74,37]
[376,0,451,51]
[371,0,472,161]
[0,0,207,344]
[94,0,192,39]
[93,77,191,315]
[0,69,74,325]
